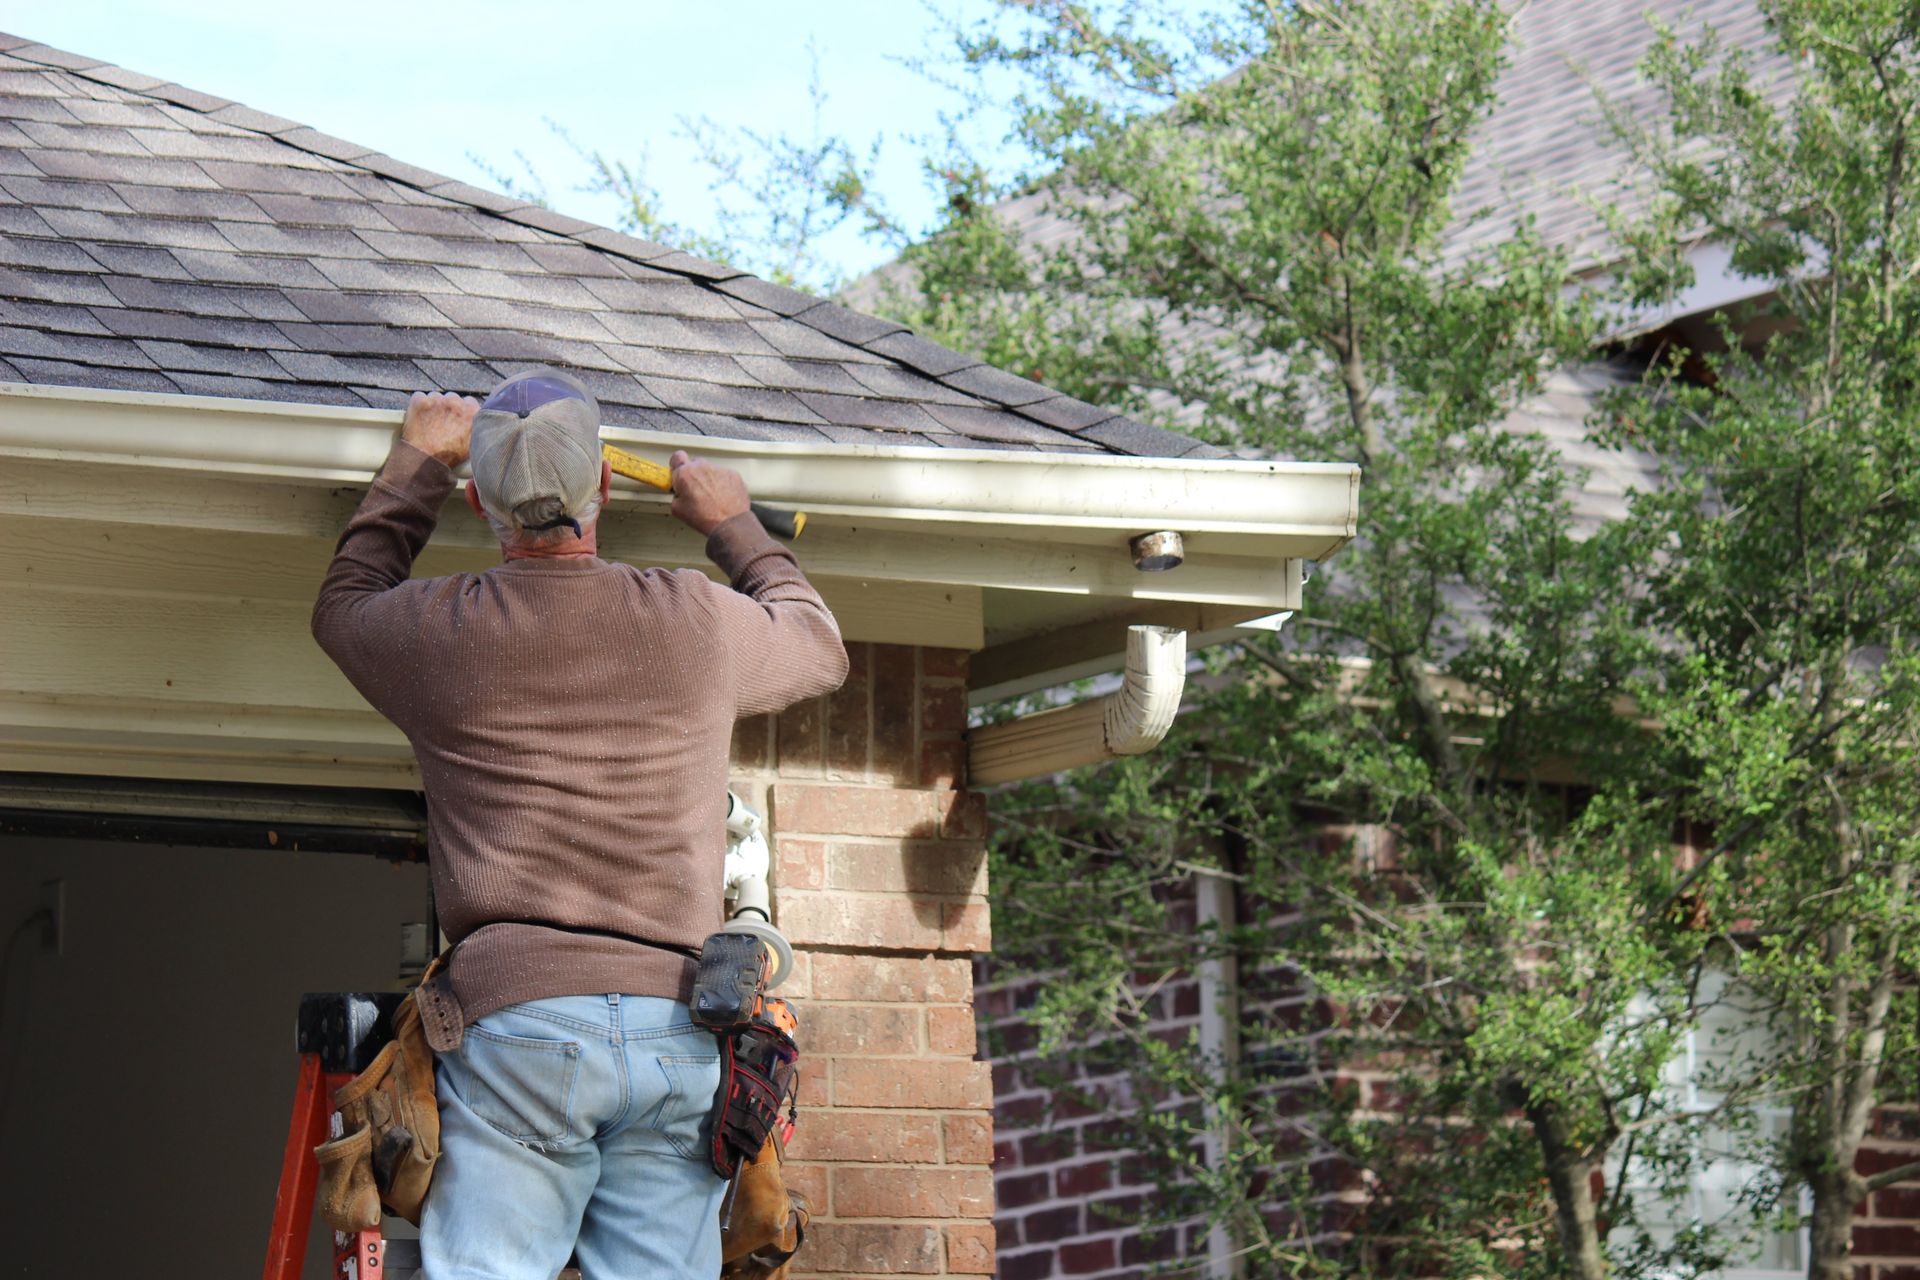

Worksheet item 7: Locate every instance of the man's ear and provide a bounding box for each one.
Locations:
[599,459,612,505]
[464,480,487,520]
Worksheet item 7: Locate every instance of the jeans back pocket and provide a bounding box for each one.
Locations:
[651,1053,722,1160]
[449,1019,584,1148]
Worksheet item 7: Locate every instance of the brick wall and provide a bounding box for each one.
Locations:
[980,898,1211,1280]
[730,641,996,1278]
[1855,1114,1920,1278]
[977,849,1920,1277]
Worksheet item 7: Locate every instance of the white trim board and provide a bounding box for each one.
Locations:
[0,382,1359,785]
[0,381,1359,559]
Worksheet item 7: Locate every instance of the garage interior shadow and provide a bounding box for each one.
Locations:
[0,834,428,1277]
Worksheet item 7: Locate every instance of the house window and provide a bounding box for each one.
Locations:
[1611,972,1805,1277]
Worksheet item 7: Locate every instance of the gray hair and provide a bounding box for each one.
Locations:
[482,491,605,549]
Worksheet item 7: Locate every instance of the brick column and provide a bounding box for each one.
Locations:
[731,642,996,1278]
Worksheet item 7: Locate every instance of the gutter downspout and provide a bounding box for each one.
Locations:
[967,626,1188,786]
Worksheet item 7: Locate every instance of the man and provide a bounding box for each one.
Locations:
[311,368,848,1279]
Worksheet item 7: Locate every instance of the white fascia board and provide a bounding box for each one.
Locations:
[1581,237,1815,341]
[0,380,1360,582]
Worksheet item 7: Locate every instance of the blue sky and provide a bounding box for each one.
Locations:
[7,0,1017,280]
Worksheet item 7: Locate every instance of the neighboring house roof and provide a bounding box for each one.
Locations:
[0,33,1219,460]
[1447,0,1778,272]
[960,0,1766,524]
[971,0,1781,288]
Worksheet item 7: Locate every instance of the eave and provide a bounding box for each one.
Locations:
[1,382,1358,786]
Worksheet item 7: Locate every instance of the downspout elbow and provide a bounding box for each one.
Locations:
[967,626,1188,786]
[1103,625,1186,755]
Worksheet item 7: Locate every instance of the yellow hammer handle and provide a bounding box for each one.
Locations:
[602,444,673,491]
[601,444,807,540]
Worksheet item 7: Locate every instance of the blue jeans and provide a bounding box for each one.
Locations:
[419,994,726,1280]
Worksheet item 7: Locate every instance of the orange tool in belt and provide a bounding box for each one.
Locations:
[602,444,807,540]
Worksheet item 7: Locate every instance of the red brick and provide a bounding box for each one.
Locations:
[920,738,966,790]
[921,647,969,680]
[1854,1225,1920,1257]
[872,645,918,777]
[1057,1160,1113,1197]
[1860,1147,1920,1178]
[787,1111,940,1163]
[1060,1238,1116,1273]
[773,782,940,839]
[795,1065,829,1107]
[811,954,976,1003]
[1877,1184,1920,1219]
[939,790,988,840]
[1022,1206,1082,1244]
[998,1093,1046,1126]
[783,1161,828,1214]
[827,643,873,777]
[777,695,826,774]
[1022,1130,1076,1164]
[945,1113,994,1165]
[781,950,812,998]
[928,1005,977,1057]
[946,1223,996,1274]
[730,713,773,771]
[829,839,988,896]
[776,889,944,950]
[776,837,829,890]
[835,1167,995,1218]
[943,900,992,953]
[996,1171,1051,1210]
[806,1003,921,1055]
[1091,1191,1149,1226]
[835,1058,993,1110]
[1121,1227,1180,1266]
[804,1222,942,1275]
[998,1250,1053,1280]
[921,681,968,734]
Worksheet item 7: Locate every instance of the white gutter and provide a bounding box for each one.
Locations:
[968,626,1187,785]
[0,381,1359,560]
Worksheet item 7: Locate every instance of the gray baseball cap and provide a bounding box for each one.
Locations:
[470,367,603,534]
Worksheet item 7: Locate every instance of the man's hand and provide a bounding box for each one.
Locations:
[401,391,480,469]
[669,450,751,536]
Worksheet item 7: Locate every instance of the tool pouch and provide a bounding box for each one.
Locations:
[313,1126,380,1232]
[313,963,444,1230]
[721,1135,810,1278]
[709,999,800,1180]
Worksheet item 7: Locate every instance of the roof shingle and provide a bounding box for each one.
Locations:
[0,36,1205,457]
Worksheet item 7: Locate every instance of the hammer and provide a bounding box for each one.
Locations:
[602,444,807,540]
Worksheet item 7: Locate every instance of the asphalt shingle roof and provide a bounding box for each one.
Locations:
[0,34,1219,458]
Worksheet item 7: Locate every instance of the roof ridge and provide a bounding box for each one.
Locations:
[0,31,1214,457]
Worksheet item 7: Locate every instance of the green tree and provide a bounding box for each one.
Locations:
[1600,5,1920,1276]
[891,2,1745,1276]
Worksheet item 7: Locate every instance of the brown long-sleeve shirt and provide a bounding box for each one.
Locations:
[312,440,848,1022]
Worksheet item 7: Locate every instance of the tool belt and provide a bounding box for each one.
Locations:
[414,919,703,1054]
[312,928,810,1273]
[312,957,444,1230]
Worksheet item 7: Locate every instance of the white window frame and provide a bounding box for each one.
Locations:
[1610,973,1808,1278]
